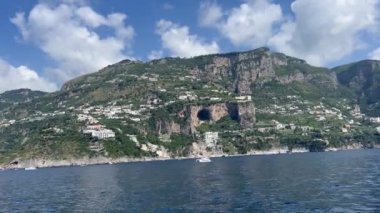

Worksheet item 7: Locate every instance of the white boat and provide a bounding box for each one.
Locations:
[196,157,212,163]
[25,167,37,170]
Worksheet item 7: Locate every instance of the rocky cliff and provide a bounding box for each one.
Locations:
[188,47,337,95]
[334,60,380,116]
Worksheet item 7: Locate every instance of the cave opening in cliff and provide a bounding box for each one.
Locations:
[228,104,240,121]
[197,108,211,121]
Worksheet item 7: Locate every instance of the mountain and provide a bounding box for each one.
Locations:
[5,48,341,115]
[0,88,46,103]
[1,48,379,168]
[334,60,380,116]
[0,89,47,110]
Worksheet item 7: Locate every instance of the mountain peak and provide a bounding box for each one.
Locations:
[0,88,47,104]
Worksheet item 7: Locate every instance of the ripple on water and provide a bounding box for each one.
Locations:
[0,149,380,212]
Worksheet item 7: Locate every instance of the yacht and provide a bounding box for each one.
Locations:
[196,157,212,163]
[25,167,37,170]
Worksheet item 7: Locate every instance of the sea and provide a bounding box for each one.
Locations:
[0,149,379,212]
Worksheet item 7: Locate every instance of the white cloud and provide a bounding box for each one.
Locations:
[199,1,223,27]
[155,19,220,58]
[370,48,380,60]
[199,0,283,47]
[200,0,380,66]
[0,58,57,93]
[11,1,134,83]
[75,6,106,27]
[269,0,380,65]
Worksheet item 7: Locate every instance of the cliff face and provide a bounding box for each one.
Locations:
[191,101,256,132]
[233,52,275,94]
[156,101,255,135]
[156,120,182,135]
[237,102,255,129]
[192,48,274,94]
[191,47,336,95]
[189,104,229,133]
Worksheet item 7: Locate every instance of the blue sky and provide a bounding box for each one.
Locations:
[0,0,380,92]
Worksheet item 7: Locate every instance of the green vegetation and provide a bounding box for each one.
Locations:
[167,134,193,157]
[1,48,380,165]
[279,134,326,152]
[0,115,89,163]
[103,137,144,158]
[197,116,240,133]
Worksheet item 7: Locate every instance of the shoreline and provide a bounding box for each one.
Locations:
[1,146,378,171]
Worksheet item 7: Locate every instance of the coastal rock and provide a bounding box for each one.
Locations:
[141,143,170,158]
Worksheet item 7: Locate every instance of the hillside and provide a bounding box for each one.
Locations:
[334,60,380,116]
[1,47,379,167]
[0,89,46,111]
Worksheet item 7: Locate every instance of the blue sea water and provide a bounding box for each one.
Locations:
[0,150,380,212]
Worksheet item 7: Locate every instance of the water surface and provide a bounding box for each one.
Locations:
[1,150,380,212]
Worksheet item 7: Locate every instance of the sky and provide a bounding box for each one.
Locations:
[0,0,380,93]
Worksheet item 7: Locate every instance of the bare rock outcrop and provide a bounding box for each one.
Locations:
[237,102,256,129]
[188,102,255,133]
[189,103,230,133]
[191,47,337,96]
[156,120,182,135]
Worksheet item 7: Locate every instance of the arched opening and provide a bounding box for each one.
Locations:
[197,108,211,121]
[227,103,240,121]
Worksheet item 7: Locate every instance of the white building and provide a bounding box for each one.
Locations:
[82,122,115,139]
[235,96,252,102]
[178,95,188,100]
[86,123,104,130]
[353,104,361,114]
[178,93,197,101]
[210,97,221,101]
[92,129,115,139]
[84,129,115,139]
[369,117,380,123]
[275,123,285,130]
